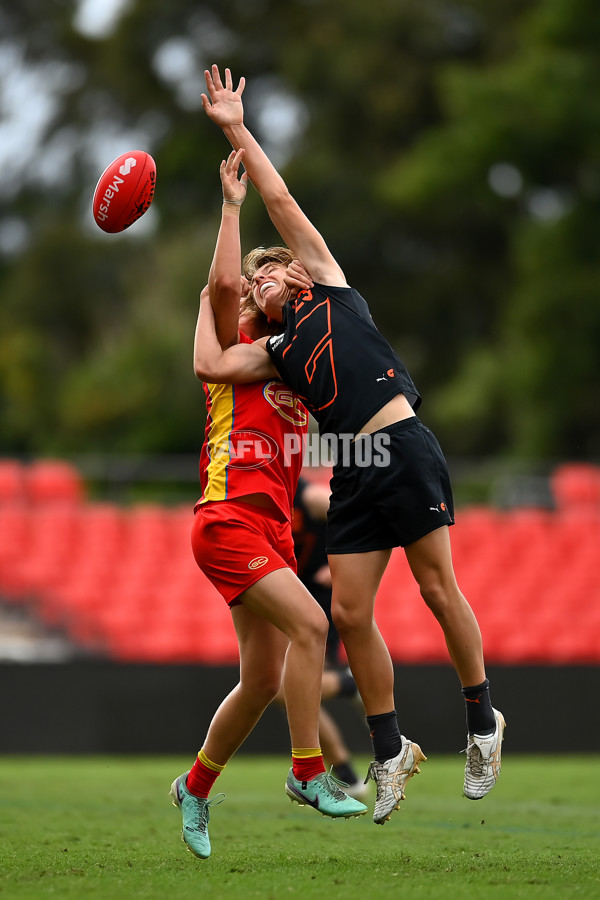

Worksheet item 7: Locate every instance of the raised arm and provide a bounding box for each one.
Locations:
[208,148,248,349]
[194,287,279,384]
[201,65,347,288]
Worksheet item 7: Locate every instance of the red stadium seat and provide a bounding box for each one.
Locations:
[25,459,85,505]
[551,463,600,511]
[0,503,31,564]
[0,460,26,503]
[4,463,600,665]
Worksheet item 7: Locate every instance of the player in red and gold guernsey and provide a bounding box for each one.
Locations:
[198,66,506,828]
[197,328,305,528]
[169,152,367,861]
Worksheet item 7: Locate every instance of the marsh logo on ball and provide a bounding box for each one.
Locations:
[248,556,269,570]
[263,382,308,427]
[119,157,137,176]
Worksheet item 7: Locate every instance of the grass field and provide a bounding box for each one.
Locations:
[1,754,598,899]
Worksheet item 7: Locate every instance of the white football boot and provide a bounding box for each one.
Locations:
[366,737,427,825]
[463,708,506,800]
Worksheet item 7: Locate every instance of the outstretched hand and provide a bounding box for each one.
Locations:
[220,149,248,205]
[202,64,245,128]
[284,259,314,295]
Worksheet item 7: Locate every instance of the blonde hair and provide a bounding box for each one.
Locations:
[242,245,295,281]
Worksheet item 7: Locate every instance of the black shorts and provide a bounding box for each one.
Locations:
[326,417,454,554]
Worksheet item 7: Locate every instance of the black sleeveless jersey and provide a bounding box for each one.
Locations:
[266,283,421,436]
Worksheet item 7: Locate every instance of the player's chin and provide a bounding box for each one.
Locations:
[257,294,284,320]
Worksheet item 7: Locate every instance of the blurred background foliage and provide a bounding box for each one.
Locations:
[1,0,599,461]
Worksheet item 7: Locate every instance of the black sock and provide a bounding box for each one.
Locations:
[332,761,359,784]
[337,669,358,699]
[366,711,402,762]
[462,678,495,735]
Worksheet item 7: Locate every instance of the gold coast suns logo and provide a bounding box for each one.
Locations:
[248,556,269,570]
[263,382,308,427]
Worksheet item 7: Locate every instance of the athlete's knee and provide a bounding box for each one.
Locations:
[289,604,329,648]
[419,577,460,619]
[331,601,371,638]
[305,607,330,644]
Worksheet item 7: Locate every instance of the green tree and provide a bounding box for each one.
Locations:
[375,0,600,457]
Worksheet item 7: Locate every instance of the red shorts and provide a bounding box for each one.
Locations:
[191,499,296,606]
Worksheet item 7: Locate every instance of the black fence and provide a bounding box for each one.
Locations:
[1,663,597,755]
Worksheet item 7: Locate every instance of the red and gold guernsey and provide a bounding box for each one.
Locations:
[197,332,308,521]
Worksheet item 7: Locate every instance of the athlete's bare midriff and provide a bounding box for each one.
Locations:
[236,492,280,513]
[355,393,416,437]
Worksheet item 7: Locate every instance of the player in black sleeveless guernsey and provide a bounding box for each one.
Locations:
[200,64,506,824]
[267,281,420,437]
